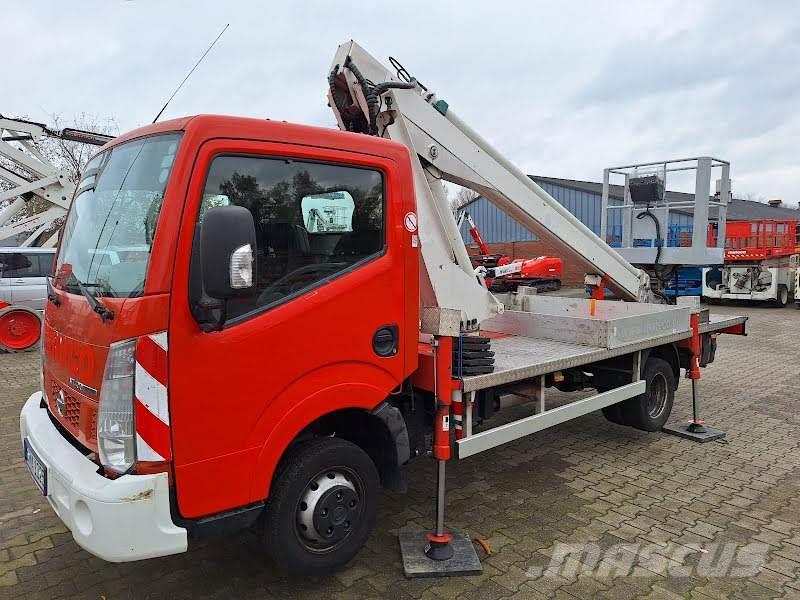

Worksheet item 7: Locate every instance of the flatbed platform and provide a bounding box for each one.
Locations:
[699,313,748,334]
[462,312,747,393]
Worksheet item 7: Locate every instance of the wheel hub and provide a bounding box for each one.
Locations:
[647,372,668,418]
[297,471,360,548]
[0,310,40,350]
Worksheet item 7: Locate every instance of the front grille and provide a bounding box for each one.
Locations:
[51,382,81,429]
[86,403,98,441]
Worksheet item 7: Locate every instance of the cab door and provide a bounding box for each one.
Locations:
[168,138,415,518]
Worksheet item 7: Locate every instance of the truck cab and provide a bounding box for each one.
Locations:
[21,115,420,571]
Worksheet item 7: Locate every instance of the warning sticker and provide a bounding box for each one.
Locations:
[442,415,450,431]
[404,212,418,232]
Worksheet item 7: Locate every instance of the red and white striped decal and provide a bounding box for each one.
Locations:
[134,332,171,462]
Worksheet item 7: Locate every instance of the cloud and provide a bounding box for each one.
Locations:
[4,0,798,202]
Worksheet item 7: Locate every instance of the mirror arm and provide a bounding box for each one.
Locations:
[198,299,228,333]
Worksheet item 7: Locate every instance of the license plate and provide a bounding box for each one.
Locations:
[23,439,47,496]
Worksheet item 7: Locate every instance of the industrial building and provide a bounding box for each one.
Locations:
[458,175,799,285]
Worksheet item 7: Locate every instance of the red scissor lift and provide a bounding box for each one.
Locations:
[704,219,800,305]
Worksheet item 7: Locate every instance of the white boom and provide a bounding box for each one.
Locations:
[0,116,111,247]
[328,42,650,335]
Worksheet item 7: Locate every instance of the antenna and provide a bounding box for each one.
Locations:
[152,23,230,124]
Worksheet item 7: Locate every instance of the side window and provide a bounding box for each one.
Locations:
[38,253,55,277]
[0,253,45,278]
[193,155,384,322]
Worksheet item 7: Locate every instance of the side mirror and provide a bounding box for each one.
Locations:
[200,206,257,299]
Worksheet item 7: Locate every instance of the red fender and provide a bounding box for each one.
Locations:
[246,361,398,502]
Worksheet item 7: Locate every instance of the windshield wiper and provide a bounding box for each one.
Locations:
[74,279,115,322]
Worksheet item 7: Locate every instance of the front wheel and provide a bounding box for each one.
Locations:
[261,437,379,575]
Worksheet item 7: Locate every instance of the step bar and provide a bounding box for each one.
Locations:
[456,379,646,459]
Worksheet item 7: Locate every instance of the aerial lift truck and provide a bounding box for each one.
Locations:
[20,42,746,577]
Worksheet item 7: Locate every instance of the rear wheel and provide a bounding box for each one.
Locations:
[0,306,41,352]
[774,285,789,307]
[620,357,676,432]
[261,437,379,575]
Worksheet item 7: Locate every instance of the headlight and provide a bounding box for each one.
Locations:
[97,338,137,473]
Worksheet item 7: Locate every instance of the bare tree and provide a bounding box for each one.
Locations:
[40,113,119,184]
[0,113,118,239]
[450,186,479,211]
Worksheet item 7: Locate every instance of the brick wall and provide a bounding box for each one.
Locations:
[466,242,586,286]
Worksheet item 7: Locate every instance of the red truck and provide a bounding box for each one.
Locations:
[20,42,747,577]
[23,115,422,573]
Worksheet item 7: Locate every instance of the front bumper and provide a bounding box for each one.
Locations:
[19,392,188,562]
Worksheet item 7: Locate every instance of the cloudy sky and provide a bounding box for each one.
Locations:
[7,1,799,204]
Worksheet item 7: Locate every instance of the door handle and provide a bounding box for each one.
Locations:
[14,279,25,284]
[372,325,399,357]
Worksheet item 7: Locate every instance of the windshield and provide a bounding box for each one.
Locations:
[56,133,182,298]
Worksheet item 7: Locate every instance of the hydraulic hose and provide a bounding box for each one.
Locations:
[636,208,677,304]
[342,57,417,135]
[637,208,662,266]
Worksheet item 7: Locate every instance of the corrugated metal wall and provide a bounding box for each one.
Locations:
[458,181,694,244]
[458,194,537,243]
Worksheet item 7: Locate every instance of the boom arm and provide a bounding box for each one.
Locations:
[328,42,650,333]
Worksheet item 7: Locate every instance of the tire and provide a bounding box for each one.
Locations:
[261,437,379,575]
[774,285,789,308]
[601,404,626,426]
[0,306,42,353]
[619,357,676,432]
[597,385,627,425]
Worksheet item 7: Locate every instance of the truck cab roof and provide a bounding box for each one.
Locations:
[105,115,412,163]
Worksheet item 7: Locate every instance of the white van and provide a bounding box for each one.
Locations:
[0,247,57,311]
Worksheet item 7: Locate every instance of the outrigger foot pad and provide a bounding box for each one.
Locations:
[662,421,726,443]
[398,531,482,577]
